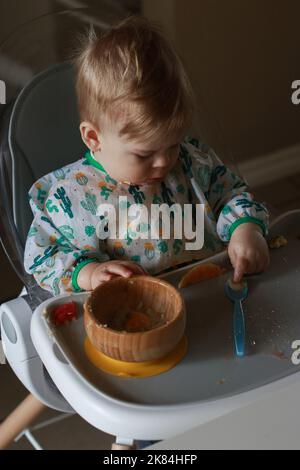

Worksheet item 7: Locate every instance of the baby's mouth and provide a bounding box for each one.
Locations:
[142,178,164,186]
[147,177,163,182]
[146,173,166,182]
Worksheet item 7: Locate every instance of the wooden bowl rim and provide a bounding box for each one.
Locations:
[84,275,185,336]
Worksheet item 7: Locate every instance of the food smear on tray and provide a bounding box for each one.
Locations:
[268,235,288,249]
[178,262,227,289]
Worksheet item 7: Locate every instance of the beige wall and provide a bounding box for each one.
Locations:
[143,0,300,163]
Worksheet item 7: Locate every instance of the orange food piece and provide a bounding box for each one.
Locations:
[178,262,226,289]
[125,311,152,332]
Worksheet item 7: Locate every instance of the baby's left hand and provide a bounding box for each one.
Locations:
[228,222,270,283]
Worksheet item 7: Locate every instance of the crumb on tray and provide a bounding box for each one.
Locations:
[268,235,288,249]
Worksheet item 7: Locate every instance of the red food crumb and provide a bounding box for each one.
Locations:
[52,301,77,326]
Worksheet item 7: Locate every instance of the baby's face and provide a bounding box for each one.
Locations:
[95,125,181,186]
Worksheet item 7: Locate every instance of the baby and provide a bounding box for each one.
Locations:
[24,16,270,295]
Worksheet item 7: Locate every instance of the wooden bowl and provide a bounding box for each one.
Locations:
[83,275,186,362]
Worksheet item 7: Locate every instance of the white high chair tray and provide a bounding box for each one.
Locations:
[31,210,300,439]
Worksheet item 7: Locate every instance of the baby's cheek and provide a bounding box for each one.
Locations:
[132,164,152,180]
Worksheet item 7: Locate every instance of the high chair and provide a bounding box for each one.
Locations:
[1,62,300,451]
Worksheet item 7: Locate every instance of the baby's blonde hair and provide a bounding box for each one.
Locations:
[74,16,194,142]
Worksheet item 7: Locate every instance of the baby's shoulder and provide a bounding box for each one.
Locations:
[181,136,209,150]
[31,154,105,193]
[48,153,105,186]
[28,154,106,211]
[179,136,217,173]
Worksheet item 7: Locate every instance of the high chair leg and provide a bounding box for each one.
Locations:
[111,437,136,450]
[0,393,46,449]
[111,443,137,450]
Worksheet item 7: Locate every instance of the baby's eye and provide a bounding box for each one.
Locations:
[135,153,153,159]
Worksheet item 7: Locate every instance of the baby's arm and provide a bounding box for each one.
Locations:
[207,147,269,280]
[183,138,269,281]
[24,215,145,294]
[24,212,107,295]
[24,182,146,294]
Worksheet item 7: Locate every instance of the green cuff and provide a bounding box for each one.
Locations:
[71,258,99,292]
[229,216,267,239]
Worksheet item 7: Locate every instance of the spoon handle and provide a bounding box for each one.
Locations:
[233,300,245,357]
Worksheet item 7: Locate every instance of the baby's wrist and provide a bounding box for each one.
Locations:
[77,262,100,291]
[231,221,264,238]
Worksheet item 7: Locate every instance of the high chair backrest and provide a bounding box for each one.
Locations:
[8,62,87,246]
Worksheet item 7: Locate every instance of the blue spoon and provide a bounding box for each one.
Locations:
[225,278,248,357]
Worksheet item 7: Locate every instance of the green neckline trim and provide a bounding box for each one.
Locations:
[71,258,99,292]
[229,216,266,239]
[85,151,108,174]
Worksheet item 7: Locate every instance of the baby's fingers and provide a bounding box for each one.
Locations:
[233,257,248,283]
[91,272,115,289]
[119,261,146,275]
[106,263,133,277]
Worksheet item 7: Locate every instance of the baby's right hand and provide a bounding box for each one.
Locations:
[77,260,147,291]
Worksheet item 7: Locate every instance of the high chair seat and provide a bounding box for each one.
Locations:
[8,62,87,246]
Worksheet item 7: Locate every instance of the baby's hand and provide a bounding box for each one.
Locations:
[228,223,270,283]
[77,260,147,291]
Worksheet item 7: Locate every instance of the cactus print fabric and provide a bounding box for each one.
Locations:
[24,137,269,294]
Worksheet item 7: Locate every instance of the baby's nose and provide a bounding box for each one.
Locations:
[153,153,170,168]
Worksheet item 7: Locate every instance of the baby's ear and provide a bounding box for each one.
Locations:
[79,121,101,151]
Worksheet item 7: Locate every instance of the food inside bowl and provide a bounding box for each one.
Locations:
[103,302,166,333]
